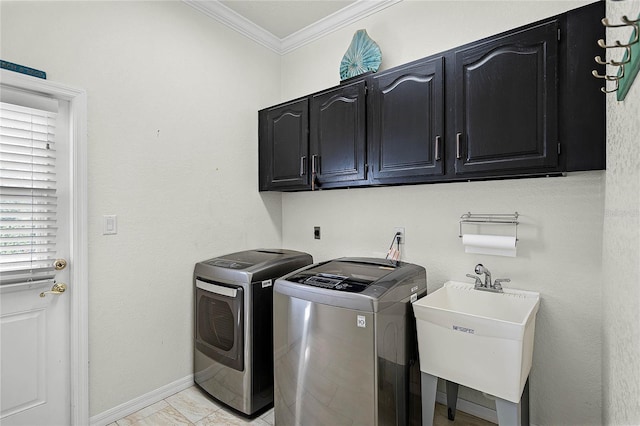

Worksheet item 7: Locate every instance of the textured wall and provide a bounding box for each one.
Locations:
[602,1,640,424]
[1,1,282,416]
[280,2,605,425]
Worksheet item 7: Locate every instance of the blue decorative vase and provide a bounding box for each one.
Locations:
[340,29,382,81]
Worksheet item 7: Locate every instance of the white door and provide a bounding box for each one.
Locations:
[1,89,73,425]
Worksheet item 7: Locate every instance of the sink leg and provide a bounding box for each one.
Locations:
[446,380,459,420]
[520,378,530,425]
[495,378,530,426]
[420,372,438,426]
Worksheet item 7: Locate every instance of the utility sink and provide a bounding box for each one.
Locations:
[413,281,540,403]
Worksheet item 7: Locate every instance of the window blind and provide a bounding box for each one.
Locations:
[0,101,58,285]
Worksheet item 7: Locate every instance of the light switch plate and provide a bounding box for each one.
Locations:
[103,215,117,235]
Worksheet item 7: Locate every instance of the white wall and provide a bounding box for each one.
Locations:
[602,1,640,424]
[280,1,594,98]
[1,0,283,416]
[280,2,604,425]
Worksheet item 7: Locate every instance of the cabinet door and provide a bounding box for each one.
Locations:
[454,20,559,175]
[369,57,445,184]
[310,80,367,187]
[259,99,309,191]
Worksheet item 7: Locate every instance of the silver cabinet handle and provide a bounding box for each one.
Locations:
[435,136,441,161]
[300,156,306,176]
[311,155,319,191]
[456,133,462,159]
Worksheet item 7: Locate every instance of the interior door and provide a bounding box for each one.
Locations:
[1,90,72,426]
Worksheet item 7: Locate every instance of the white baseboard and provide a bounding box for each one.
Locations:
[435,391,539,426]
[89,374,194,426]
[436,390,499,424]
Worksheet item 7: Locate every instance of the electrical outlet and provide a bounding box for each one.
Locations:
[394,227,405,244]
[314,226,321,240]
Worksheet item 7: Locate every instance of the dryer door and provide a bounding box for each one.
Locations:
[195,279,244,371]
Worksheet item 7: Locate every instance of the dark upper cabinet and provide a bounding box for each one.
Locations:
[561,1,606,172]
[369,57,445,184]
[310,80,367,188]
[258,2,604,192]
[259,98,309,191]
[453,20,559,176]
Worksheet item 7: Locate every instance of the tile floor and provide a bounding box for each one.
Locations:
[109,386,273,426]
[111,385,495,426]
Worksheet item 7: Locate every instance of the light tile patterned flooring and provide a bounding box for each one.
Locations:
[109,386,273,426]
[111,385,495,426]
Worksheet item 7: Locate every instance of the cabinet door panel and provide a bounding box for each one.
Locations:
[310,80,366,185]
[455,21,558,175]
[370,57,445,183]
[260,99,309,190]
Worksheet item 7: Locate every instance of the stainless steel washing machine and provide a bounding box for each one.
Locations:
[194,249,312,416]
[273,257,427,426]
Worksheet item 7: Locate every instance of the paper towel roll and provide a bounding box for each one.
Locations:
[462,234,517,257]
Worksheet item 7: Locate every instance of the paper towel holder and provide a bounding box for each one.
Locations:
[459,212,519,240]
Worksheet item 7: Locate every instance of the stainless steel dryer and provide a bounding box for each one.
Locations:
[194,249,312,416]
[273,257,427,426]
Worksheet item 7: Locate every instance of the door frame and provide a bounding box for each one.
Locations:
[1,69,89,424]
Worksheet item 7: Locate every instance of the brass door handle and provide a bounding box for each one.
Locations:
[40,283,67,298]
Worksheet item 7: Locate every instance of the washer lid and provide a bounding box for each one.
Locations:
[275,257,426,312]
[287,258,399,293]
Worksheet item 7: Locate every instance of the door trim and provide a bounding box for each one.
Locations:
[1,69,89,424]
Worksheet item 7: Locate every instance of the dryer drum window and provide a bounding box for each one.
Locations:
[199,298,235,350]
[195,282,244,371]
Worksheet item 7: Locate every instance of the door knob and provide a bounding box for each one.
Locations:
[40,283,67,298]
[54,258,67,270]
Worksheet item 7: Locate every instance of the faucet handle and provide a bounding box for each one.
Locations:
[493,278,511,290]
[466,274,483,288]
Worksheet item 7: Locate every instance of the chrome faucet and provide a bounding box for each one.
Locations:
[467,264,510,293]
[474,264,492,288]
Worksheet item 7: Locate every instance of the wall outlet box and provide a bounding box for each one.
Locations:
[394,227,405,244]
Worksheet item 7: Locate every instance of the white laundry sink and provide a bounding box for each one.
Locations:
[413,281,540,403]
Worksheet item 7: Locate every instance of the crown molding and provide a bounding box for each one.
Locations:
[184,0,282,53]
[183,0,401,55]
[281,0,400,54]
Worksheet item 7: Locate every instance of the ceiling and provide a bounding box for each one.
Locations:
[183,0,400,54]
[219,1,355,39]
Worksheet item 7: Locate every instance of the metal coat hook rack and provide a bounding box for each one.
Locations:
[458,212,519,240]
[593,11,640,100]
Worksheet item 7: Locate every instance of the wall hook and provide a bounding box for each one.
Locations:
[593,10,640,100]
[595,46,631,66]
